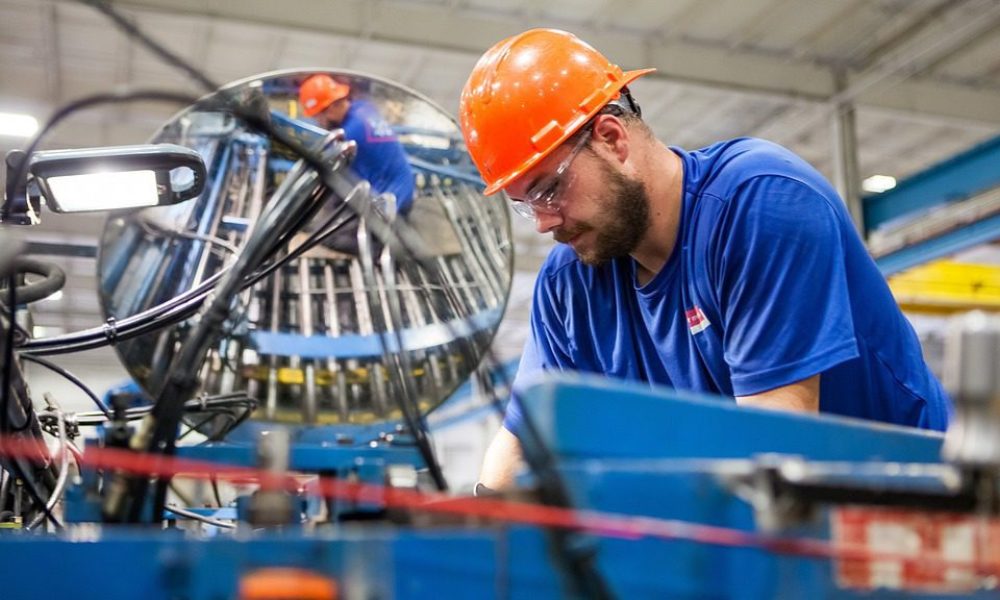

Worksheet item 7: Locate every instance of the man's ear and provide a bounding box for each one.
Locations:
[591,114,630,164]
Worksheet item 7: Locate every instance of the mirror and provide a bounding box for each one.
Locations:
[30,144,206,213]
[97,70,513,431]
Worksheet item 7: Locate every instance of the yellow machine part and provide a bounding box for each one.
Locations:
[889,260,1000,314]
[239,364,439,424]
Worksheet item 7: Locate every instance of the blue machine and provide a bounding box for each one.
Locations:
[868,133,1000,275]
[2,375,993,599]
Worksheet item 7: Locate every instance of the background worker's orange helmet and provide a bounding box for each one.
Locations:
[459,29,655,195]
[299,74,351,118]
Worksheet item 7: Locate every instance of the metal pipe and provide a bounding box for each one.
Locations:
[26,405,69,531]
[323,263,349,421]
[265,266,282,420]
[298,257,318,423]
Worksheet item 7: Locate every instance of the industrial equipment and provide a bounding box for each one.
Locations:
[3,65,1000,600]
[94,70,508,431]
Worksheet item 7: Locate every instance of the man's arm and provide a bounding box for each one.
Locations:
[736,374,820,413]
[478,426,524,491]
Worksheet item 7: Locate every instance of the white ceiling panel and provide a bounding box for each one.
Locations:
[934,31,1000,81]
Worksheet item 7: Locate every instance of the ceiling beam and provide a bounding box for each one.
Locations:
[773,0,1000,141]
[42,3,62,104]
[851,0,963,70]
[83,0,1000,125]
[265,34,288,71]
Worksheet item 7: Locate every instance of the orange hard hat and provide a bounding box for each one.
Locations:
[299,74,351,118]
[460,29,655,195]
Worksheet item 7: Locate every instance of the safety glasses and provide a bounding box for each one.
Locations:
[510,125,592,220]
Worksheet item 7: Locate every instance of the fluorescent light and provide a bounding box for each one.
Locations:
[0,112,39,138]
[862,174,897,194]
[45,170,159,212]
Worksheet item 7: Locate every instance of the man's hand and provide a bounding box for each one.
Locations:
[736,374,820,413]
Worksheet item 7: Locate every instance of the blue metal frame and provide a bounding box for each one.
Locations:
[521,374,943,464]
[863,133,1000,235]
[249,308,502,359]
[5,376,993,599]
[876,212,1000,275]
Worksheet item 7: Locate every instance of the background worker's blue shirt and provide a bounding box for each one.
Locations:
[341,99,416,215]
[505,137,952,435]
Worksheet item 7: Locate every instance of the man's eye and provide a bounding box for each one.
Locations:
[526,179,551,203]
[536,181,559,205]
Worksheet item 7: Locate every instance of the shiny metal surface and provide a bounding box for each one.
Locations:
[97,70,512,427]
[942,311,1000,466]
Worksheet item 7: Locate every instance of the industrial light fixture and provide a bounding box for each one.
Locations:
[43,169,160,212]
[862,174,897,194]
[1,144,207,224]
[0,112,39,138]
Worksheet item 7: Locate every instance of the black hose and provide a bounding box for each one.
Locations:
[2,275,17,433]
[18,354,111,419]
[10,257,66,304]
[19,204,348,356]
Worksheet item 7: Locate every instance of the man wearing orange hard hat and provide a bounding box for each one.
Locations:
[299,74,414,217]
[460,29,951,491]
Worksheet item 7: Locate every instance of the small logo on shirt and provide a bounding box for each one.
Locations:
[685,306,711,335]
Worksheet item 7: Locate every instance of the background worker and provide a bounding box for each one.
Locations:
[458,29,953,491]
[299,75,415,252]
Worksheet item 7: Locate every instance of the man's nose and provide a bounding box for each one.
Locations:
[534,210,563,234]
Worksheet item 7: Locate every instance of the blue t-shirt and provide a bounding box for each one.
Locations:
[505,137,952,435]
[342,99,416,215]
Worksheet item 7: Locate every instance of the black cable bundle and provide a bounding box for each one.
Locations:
[0,244,61,529]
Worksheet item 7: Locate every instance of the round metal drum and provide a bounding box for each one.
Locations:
[97,70,512,428]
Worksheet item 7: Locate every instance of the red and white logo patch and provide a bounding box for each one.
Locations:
[685,306,711,335]
[832,507,1000,593]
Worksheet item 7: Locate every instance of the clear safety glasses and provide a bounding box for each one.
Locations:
[509,125,592,220]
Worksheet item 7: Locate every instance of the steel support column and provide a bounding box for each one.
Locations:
[831,69,864,235]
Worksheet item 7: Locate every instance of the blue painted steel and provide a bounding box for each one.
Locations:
[176,140,233,290]
[864,133,1000,234]
[223,418,409,446]
[219,215,251,232]
[516,374,977,598]
[249,307,502,359]
[267,109,327,149]
[521,374,943,463]
[177,441,424,472]
[0,529,511,600]
[165,506,238,521]
[7,377,995,599]
[406,156,484,187]
[876,211,1000,275]
[268,156,297,173]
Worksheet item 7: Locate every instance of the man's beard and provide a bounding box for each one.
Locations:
[564,157,650,266]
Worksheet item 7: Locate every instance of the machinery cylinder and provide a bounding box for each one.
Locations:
[96,70,512,434]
